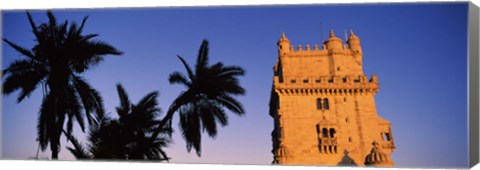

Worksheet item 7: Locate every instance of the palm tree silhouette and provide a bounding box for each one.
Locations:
[64,84,171,161]
[2,11,122,159]
[151,40,246,156]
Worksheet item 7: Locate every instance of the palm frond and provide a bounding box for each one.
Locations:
[66,146,91,159]
[64,130,91,159]
[195,40,209,71]
[66,113,74,139]
[26,11,43,46]
[157,149,170,162]
[168,71,191,87]
[199,103,218,138]
[216,94,245,115]
[70,40,122,73]
[78,15,89,34]
[52,100,67,155]
[146,138,171,161]
[59,20,69,37]
[37,98,50,151]
[136,91,159,109]
[211,104,228,127]
[135,91,160,118]
[66,21,79,43]
[115,83,131,117]
[177,55,194,79]
[37,92,56,151]
[2,39,37,60]
[86,115,108,156]
[219,79,246,95]
[46,11,57,36]
[71,76,105,126]
[218,65,245,77]
[83,40,123,55]
[179,105,202,156]
[65,84,85,133]
[79,34,99,42]
[2,59,47,102]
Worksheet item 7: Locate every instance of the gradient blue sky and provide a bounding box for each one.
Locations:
[1,3,469,168]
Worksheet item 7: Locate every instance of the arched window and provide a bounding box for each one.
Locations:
[329,128,336,138]
[323,98,329,109]
[316,98,322,110]
[322,128,329,138]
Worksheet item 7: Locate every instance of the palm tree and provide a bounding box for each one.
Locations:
[64,84,171,161]
[151,40,246,156]
[2,11,122,159]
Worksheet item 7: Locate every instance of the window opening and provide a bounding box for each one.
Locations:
[316,98,323,110]
[323,98,329,109]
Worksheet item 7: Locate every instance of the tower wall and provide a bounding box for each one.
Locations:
[270,31,395,166]
[279,48,364,78]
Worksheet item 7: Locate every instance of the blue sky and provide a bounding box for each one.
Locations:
[1,3,469,168]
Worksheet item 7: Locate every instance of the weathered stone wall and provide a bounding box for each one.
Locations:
[270,31,395,166]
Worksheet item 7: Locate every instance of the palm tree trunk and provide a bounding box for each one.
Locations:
[51,127,63,160]
[51,150,58,159]
[51,142,59,159]
[150,91,191,140]
[48,80,67,160]
[150,105,179,140]
[35,142,40,159]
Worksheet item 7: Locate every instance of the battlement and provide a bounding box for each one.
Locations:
[277,30,363,57]
[289,44,353,52]
[273,74,379,95]
[285,44,358,56]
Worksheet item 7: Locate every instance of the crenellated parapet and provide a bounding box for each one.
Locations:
[273,74,379,95]
[285,44,357,56]
[278,30,363,58]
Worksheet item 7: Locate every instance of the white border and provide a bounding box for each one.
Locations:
[0,1,477,170]
[0,0,471,10]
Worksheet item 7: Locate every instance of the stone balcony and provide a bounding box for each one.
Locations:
[318,138,339,154]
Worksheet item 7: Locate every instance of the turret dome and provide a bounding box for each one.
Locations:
[323,30,343,50]
[278,32,289,43]
[348,29,360,40]
[347,29,362,53]
[277,32,291,56]
[364,141,394,167]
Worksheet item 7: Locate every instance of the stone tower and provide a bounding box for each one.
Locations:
[269,30,395,166]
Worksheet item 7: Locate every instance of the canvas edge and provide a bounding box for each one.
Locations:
[0,10,4,159]
[469,1,480,168]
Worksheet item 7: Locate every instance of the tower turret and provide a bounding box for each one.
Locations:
[364,141,394,167]
[323,30,343,50]
[277,32,291,56]
[347,29,362,54]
